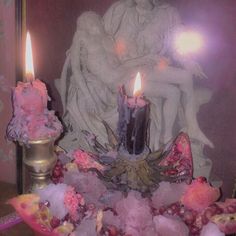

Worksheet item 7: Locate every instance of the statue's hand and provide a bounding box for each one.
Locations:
[185,61,208,79]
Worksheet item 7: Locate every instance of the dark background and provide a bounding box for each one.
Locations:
[26,0,236,198]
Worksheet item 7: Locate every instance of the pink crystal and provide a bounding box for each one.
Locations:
[200,222,225,236]
[153,215,189,236]
[73,218,96,236]
[63,171,107,207]
[151,181,188,209]
[103,210,121,229]
[115,191,153,235]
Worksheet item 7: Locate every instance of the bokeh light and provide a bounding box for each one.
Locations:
[174,31,204,55]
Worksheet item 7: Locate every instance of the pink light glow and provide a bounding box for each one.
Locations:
[174,31,204,55]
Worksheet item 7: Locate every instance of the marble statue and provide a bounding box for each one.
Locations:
[103,0,213,148]
[58,11,141,150]
[56,0,214,179]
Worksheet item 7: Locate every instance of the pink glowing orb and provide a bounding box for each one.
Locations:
[174,31,204,55]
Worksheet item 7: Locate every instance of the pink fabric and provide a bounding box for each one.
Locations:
[0,213,22,231]
[0,0,16,183]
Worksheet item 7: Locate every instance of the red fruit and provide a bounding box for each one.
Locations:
[107,225,118,236]
[226,205,236,214]
[216,208,224,215]
[44,201,50,207]
[54,166,61,170]
[158,133,193,182]
[50,216,61,228]
[196,176,207,183]
[53,170,62,178]
[171,204,178,210]
[211,213,236,234]
[190,225,200,235]
[158,206,166,215]
[183,211,195,225]
[204,208,215,220]
[179,207,185,216]
[167,169,178,175]
[201,214,209,225]
[87,203,95,211]
[166,208,173,215]
[170,203,180,215]
[194,215,203,229]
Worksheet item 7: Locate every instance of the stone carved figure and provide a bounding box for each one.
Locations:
[58,11,147,150]
[57,0,214,179]
[104,0,213,148]
[58,11,182,149]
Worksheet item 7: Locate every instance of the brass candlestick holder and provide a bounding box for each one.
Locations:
[21,137,58,192]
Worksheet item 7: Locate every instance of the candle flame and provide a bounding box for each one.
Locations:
[133,72,142,97]
[25,31,35,81]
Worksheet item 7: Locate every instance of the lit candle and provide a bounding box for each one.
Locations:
[117,72,149,155]
[14,31,47,116]
[7,32,62,143]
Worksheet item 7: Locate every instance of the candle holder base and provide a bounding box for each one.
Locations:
[20,137,58,192]
[97,148,180,195]
[86,122,193,195]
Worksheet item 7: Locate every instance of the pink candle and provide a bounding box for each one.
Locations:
[7,32,62,143]
[13,79,47,116]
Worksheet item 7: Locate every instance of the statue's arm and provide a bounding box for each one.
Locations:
[122,54,158,68]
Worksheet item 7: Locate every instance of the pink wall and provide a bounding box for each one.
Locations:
[169,0,236,198]
[25,0,236,197]
[0,0,16,183]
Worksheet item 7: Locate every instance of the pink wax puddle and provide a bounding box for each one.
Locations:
[7,79,62,143]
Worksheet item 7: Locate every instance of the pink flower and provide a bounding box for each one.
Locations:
[64,187,84,220]
[181,178,220,212]
[72,149,104,171]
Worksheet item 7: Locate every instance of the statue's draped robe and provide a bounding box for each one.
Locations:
[59,31,118,150]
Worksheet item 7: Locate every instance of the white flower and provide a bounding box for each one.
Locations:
[35,183,69,219]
